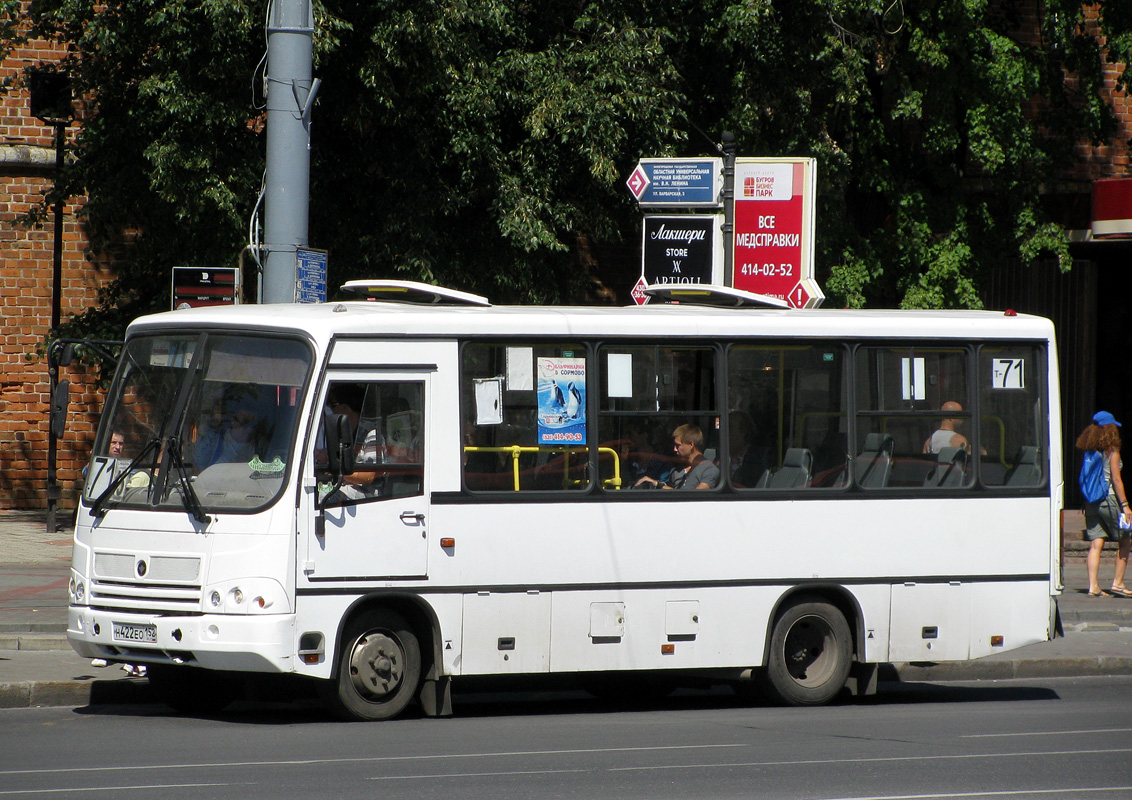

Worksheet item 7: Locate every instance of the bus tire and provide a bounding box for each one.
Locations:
[323,609,421,721]
[146,664,241,715]
[760,595,852,706]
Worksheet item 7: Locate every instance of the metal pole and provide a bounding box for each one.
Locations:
[262,0,316,304]
[721,131,736,288]
[46,123,66,532]
[50,123,65,330]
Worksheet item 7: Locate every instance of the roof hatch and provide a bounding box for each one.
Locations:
[340,280,491,307]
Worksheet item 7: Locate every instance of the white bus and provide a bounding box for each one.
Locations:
[68,281,1063,720]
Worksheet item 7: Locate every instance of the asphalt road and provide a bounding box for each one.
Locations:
[2,675,1131,799]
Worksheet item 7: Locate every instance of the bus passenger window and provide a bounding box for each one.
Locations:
[461,342,591,492]
[854,346,973,489]
[727,343,849,490]
[977,345,1045,487]
[598,345,718,491]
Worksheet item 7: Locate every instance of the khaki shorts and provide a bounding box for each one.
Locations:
[1085,495,1131,542]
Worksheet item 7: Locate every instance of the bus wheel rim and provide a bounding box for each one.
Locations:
[348,631,404,700]
[782,615,837,687]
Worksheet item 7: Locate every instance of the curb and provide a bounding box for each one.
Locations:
[0,633,69,651]
[0,677,154,709]
[891,656,1132,682]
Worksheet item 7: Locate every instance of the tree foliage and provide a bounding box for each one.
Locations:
[8,0,1129,343]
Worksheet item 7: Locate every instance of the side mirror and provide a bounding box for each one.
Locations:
[324,413,355,476]
[50,379,70,439]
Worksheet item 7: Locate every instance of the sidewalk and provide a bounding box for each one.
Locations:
[2,508,1132,710]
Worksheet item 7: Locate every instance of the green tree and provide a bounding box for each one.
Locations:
[9,0,1130,347]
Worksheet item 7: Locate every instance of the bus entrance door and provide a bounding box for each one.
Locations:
[303,373,430,580]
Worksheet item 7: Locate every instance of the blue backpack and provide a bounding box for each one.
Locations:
[1079,450,1108,503]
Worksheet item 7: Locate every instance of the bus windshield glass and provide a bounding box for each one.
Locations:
[83,332,312,515]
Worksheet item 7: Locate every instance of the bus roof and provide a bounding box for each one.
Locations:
[129,299,1055,343]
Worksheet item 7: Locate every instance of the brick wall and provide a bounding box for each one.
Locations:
[1,9,110,510]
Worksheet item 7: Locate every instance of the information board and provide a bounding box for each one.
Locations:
[731,158,823,308]
[171,267,239,310]
[296,248,328,304]
[626,158,723,207]
[639,215,722,300]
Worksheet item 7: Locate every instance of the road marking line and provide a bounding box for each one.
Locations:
[814,786,1132,800]
[370,769,587,780]
[609,747,1132,771]
[0,743,746,777]
[0,783,233,796]
[961,729,1132,738]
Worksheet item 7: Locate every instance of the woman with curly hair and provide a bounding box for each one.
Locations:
[1076,411,1132,597]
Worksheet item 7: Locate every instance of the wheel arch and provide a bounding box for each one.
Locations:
[761,584,865,667]
[331,592,443,683]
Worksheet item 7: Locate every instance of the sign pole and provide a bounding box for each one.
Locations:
[721,131,736,288]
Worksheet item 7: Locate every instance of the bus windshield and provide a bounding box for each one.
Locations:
[82,332,312,516]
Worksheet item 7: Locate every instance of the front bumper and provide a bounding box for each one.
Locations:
[68,606,296,673]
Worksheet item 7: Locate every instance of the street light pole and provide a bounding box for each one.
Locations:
[50,122,65,331]
[30,71,72,532]
[262,0,318,304]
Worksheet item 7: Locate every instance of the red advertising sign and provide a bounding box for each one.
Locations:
[731,158,823,308]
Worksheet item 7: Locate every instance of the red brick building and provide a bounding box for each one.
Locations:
[1,20,112,510]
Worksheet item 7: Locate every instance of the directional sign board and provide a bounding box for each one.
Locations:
[638,215,722,302]
[731,157,823,308]
[171,267,239,309]
[626,158,723,208]
[296,247,328,304]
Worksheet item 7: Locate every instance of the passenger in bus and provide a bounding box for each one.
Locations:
[923,400,972,454]
[633,424,720,490]
[324,383,386,499]
[194,385,266,468]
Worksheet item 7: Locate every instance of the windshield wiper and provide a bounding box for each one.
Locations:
[89,437,161,518]
[166,437,211,525]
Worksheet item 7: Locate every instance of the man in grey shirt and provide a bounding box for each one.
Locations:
[634,423,720,490]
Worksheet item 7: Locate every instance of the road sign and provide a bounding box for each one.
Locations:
[296,247,328,304]
[640,215,722,291]
[787,276,825,309]
[630,276,650,306]
[731,158,819,308]
[171,267,239,309]
[626,158,723,207]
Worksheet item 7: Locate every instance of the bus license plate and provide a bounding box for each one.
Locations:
[112,622,157,644]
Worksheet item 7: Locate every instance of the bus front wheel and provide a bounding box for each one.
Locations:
[322,609,421,721]
[760,596,852,706]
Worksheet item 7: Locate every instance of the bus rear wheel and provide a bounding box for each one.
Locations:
[322,609,421,721]
[760,596,852,706]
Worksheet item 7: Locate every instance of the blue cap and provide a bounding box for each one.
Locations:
[1093,410,1121,427]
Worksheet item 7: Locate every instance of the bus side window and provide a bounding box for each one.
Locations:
[728,343,849,491]
[977,345,1045,488]
[461,342,591,492]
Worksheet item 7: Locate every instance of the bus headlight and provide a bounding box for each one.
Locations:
[68,574,86,604]
[202,578,289,614]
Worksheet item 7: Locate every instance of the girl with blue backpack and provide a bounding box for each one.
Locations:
[1076,411,1132,597]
